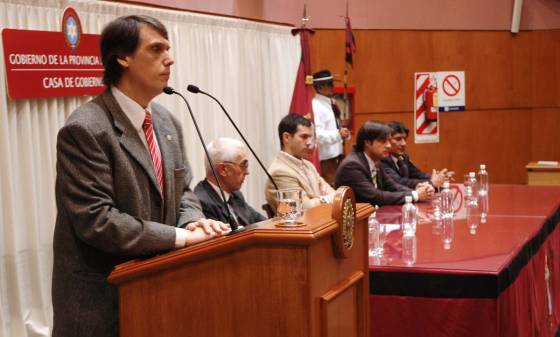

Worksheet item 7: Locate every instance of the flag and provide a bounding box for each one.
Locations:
[345,17,356,66]
[289,27,321,172]
[288,29,313,119]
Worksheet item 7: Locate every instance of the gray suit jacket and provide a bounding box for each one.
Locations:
[52,90,204,337]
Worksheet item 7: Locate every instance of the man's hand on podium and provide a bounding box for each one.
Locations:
[184,219,231,246]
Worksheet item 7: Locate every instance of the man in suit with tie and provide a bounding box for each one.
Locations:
[380,121,452,189]
[265,114,335,212]
[312,69,351,186]
[334,121,432,206]
[194,138,266,226]
[52,15,230,337]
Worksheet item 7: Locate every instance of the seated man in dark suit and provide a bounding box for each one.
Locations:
[334,121,432,206]
[380,121,453,189]
[195,137,266,227]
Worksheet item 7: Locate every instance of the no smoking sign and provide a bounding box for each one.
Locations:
[443,74,461,96]
[436,71,465,111]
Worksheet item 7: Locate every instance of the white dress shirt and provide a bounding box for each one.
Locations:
[312,93,344,161]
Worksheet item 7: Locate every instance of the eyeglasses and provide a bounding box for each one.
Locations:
[221,160,249,171]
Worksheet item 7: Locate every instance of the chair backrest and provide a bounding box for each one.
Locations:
[262,203,275,218]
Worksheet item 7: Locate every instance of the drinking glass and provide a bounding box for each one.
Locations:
[276,188,303,225]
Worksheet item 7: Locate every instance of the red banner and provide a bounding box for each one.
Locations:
[2,28,104,99]
[289,28,321,171]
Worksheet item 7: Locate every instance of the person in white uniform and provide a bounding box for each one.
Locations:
[312,69,351,186]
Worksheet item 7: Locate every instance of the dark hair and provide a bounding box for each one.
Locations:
[354,121,392,152]
[387,120,410,137]
[278,114,312,149]
[100,15,168,86]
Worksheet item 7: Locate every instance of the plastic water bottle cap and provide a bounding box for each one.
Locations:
[444,242,451,250]
[405,196,413,203]
[443,182,450,189]
[469,172,475,178]
[480,164,486,170]
[470,228,477,235]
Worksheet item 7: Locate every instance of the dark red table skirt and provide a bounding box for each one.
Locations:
[369,208,560,337]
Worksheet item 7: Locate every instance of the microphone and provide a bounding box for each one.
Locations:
[163,86,241,233]
[186,85,200,94]
[186,85,279,191]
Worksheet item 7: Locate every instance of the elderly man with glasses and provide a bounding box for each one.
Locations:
[194,137,266,227]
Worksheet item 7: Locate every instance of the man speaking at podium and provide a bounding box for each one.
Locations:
[52,15,229,337]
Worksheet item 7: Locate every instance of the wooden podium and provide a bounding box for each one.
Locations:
[108,187,373,337]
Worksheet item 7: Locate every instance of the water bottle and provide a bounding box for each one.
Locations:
[465,198,480,235]
[402,196,417,236]
[464,172,473,198]
[402,235,417,266]
[442,216,454,250]
[479,192,489,223]
[441,182,453,219]
[432,216,443,235]
[478,164,489,196]
[466,172,478,205]
[478,164,489,221]
[432,193,442,221]
[368,212,384,256]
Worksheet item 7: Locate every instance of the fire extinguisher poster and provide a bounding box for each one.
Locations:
[414,72,440,143]
[414,71,465,144]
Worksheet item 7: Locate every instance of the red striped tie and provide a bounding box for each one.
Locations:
[143,111,164,194]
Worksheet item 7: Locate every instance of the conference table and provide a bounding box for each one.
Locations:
[368,184,560,337]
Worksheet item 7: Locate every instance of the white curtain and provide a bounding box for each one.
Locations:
[0,0,300,336]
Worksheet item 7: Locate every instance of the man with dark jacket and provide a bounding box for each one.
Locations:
[195,138,266,226]
[334,121,432,206]
[380,121,453,189]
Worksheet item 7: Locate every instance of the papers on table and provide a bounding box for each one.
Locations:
[537,161,559,167]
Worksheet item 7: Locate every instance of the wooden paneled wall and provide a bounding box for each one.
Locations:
[310,30,560,184]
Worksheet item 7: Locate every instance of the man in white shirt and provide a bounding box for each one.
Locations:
[265,114,335,212]
[312,69,351,186]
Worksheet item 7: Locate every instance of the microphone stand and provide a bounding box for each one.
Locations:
[186,85,279,191]
[163,86,241,233]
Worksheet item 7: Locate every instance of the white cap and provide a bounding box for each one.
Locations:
[469,172,475,178]
[480,164,486,170]
[444,242,451,250]
[469,228,477,235]
[405,195,413,203]
[443,182,450,189]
